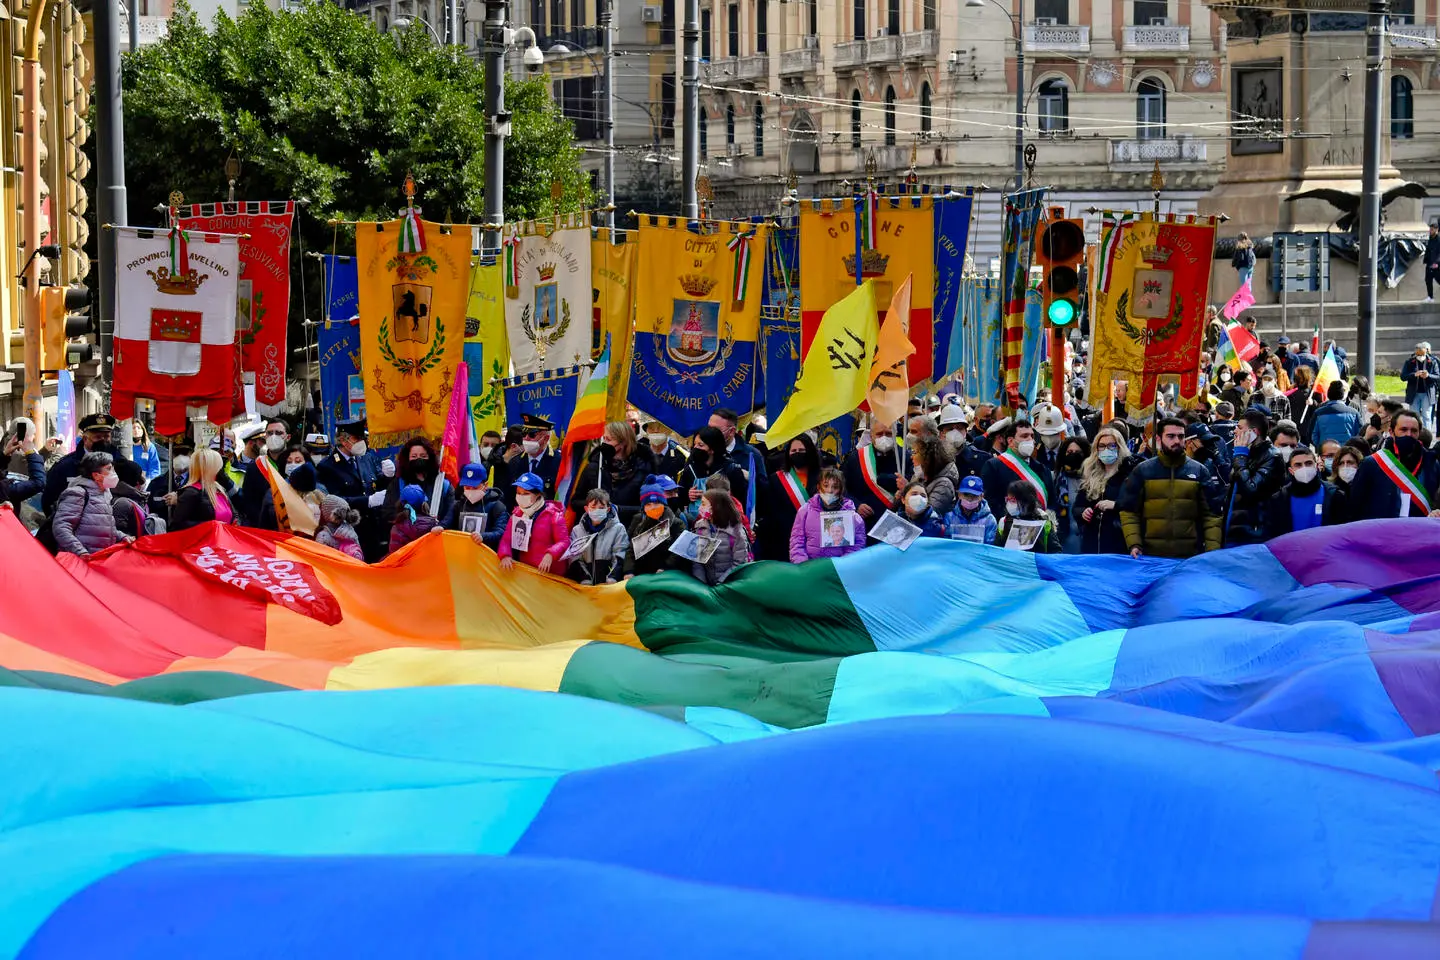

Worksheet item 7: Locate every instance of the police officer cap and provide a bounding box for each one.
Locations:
[518,413,555,433]
[335,418,368,440]
[79,413,118,433]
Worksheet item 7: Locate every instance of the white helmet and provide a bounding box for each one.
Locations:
[1030,402,1065,437]
[938,405,968,427]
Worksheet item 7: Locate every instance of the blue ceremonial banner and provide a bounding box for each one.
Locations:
[761,225,800,420]
[956,276,1003,406]
[1018,289,1047,408]
[319,255,361,439]
[503,369,582,440]
[932,189,975,382]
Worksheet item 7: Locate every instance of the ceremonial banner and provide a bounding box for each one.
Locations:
[766,282,879,446]
[1087,213,1218,414]
[932,190,975,381]
[1017,287,1047,408]
[111,226,241,434]
[628,217,768,436]
[799,193,935,385]
[999,188,1047,409]
[954,275,1003,405]
[762,225,801,420]
[319,255,361,440]
[592,230,636,423]
[177,201,295,405]
[502,368,583,438]
[464,261,508,438]
[356,219,470,447]
[503,219,593,378]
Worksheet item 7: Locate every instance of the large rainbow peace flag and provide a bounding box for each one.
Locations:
[3,508,1440,957]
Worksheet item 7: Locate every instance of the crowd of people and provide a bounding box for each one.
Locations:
[4,327,1438,579]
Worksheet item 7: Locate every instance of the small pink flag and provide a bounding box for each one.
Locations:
[1222,280,1255,321]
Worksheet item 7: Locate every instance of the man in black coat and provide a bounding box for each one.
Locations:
[1349,409,1440,519]
[315,417,387,561]
[502,413,561,507]
[980,420,1057,520]
[1225,411,1290,545]
[239,418,293,526]
[1425,222,1440,302]
[843,418,902,532]
[42,413,121,516]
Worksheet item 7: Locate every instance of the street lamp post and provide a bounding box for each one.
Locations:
[966,0,1025,191]
[545,0,614,233]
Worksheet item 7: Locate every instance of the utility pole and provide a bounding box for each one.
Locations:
[21,0,52,426]
[127,0,139,54]
[601,0,615,232]
[450,0,460,52]
[1013,0,1025,190]
[1356,0,1387,384]
[96,0,128,397]
[482,0,509,257]
[681,0,699,219]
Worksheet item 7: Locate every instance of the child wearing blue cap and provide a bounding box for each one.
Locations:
[624,475,687,578]
[445,463,509,550]
[387,483,442,554]
[498,471,571,575]
[943,474,998,545]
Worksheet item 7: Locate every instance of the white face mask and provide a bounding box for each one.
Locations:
[1338,464,1358,483]
[309,503,322,522]
[351,440,368,458]
[1275,445,1295,462]
[516,492,539,509]
[522,439,542,457]
[872,435,895,453]
[647,432,667,448]
[1292,465,1318,484]
[906,494,928,513]
[1014,439,1036,458]
[1097,448,1119,465]
[945,429,965,445]
[586,507,609,523]
[820,491,839,506]
[463,487,486,503]
[173,455,192,474]
[1323,457,1334,472]
[311,454,324,465]
[101,471,120,491]
[265,434,286,453]
[1005,501,1021,517]
[1041,433,1063,450]
[480,444,496,460]
[285,461,302,477]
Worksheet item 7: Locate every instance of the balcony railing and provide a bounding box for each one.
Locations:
[779,46,819,75]
[867,34,900,63]
[1389,24,1438,49]
[1122,23,1191,52]
[1108,138,1208,165]
[901,29,938,60]
[834,39,866,68]
[736,53,769,80]
[1023,22,1090,53]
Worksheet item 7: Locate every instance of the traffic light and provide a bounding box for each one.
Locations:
[1035,210,1085,326]
[42,283,95,368]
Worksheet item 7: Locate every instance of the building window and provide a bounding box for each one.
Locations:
[884,85,896,145]
[887,0,900,34]
[920,83,932,133]
[853,0,865,39]
[661,73,676,141]
[701,9,712,59]
[1392,75,1415,139]
[550,0,563,35]
[923,1,936,30]
[756,0,767,52]
[556,76,600,140]
[1033,0,1068,23]
[1136,77,1166,139]
[754,101,765,156]
[1391,0,1415,23]
[662,0,675,44]
[808,0,817,36]
[728,3,739,56]
[531,0,544,33]
[700,108,708,159]
[378,9,389,30]
[570,0,583,28]
[726,103,736,147]
[1133,0,1168,25]
[1038,79,1069,132]
[851,90,863,148]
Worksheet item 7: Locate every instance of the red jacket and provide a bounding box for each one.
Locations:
[497,500,571,575]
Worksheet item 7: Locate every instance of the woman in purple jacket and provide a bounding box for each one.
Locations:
[789,467,866,563]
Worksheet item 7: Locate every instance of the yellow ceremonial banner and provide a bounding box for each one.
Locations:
[867,273,915,426]
[1087,216,1156,408]
[766,281,879,446]
[592,230,636,424]
[464,260,508,439]
[798,197,935,384]
[357,220,471,447]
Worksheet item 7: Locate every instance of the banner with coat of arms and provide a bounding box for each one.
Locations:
[319,254,362,440]
[1087,212,1218,416]
[798,193,934,386]
[464,260,508,439]
[502,218,593,378]
[627,216,769,437]
[111,226,242,435]
[592,229,637,424]
[356,218,470,447]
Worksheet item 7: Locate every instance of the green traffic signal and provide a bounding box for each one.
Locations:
[1047,298,1076,325]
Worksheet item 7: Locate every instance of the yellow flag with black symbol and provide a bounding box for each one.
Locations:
[464,261,508,440]
[357,220,471,447]
[766,281,879,446]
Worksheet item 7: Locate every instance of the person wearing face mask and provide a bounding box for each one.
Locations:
[315,418,387,560]
[1348,409,1440,520]
[1117,417,1222,559]
[995,480,1062,553]
[1219,369,1254,415]
[1225,410,1286,545]
[130,420,162,483]
[1029,403,1068,472]
[1261,445,1340,539]
[1053,435,1091,553]
[381,437,454,533]
[980,421,1057,522]
[42,413,122,516]
[625,476,687,578]
[680,425,748,522]
[302,433,331,468]
[1401,341,1440,432]
[844,417,903,532]
[1316,439,1342,479]
[1183,423,1229,486]
[943,474,998,544]
[763,432,821,559]
[498,472,571,575]
[567,421,655,526]
[909,433,959,518]
[252,445,319,533]
[1328,444,1365,523]
[638,420,688,481]
[566,488,631,585]
[476,430,503,472]
[445,463,508,549]
[46,451,126,556]
[894,481,948,539]
[938,404,991,479]
[788,467,864,563]
[1302,380,1362,451]
[1074,427,1135,554]
[238,418,293,526]
[503,414,560,507]
[169,449,240,533]
[1257,370,1292,421]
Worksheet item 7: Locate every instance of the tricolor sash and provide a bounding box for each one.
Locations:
[859,445,891,504]
[1374,450,1433,515]
[777,469,808,510]
[997,451,1048,509]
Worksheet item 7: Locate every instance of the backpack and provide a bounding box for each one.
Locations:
[35,487,90,556]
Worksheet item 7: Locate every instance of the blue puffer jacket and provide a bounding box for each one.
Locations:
[1307,400,1363,450]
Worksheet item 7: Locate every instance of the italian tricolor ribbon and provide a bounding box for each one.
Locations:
[168,227,190,275]
[859,191,878,251]
[859,445,891,504]
[398,207,427,255]
[503,231,522,287]
[998,451,1048,509]
[1374,449,1432,515]
[1096,211,1134,294]
[727,232,752,302]
[777,468,807,510]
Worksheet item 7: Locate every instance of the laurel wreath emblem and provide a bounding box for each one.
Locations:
[1115,290,1184,347]
[650,313,735,385]
[378,314,447,377]
[520,299,574,363]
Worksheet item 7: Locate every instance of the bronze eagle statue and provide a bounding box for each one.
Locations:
[1284,181,1429,233]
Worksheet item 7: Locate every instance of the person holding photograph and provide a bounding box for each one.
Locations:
[895,481,948,539]
[497,472,571,575]
[761,432,820,560]
[444,462,508,550]
[690,489,751,585]
[995,479,1062,553]
[789,467,865,563]
[567,489,631,585]
[943,475,998,545]
[625,476,687,578]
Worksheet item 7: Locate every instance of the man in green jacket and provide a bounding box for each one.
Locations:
[1118,417,1223,559]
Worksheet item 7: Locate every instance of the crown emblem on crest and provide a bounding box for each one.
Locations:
[843,249,890,279]
[152,313,197,341]
[536,262,557,282]
[146,266,208,295]
[679,273,717,297]
[1140,245,1172,265]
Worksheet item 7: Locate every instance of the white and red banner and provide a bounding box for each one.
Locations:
[177,201,296,405]
[111,226,241,435]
